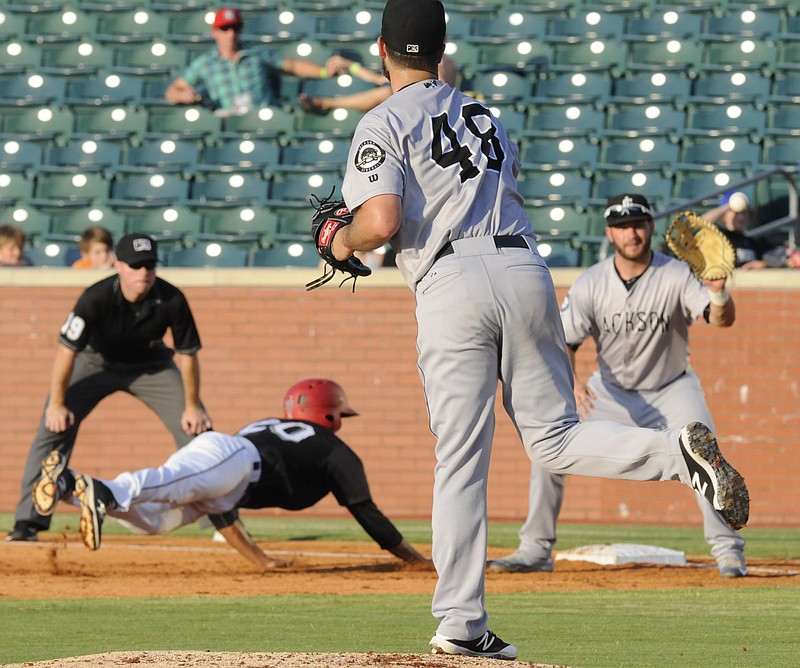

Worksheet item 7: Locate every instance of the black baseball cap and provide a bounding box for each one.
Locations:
[381,0,446,57]
[604,194,654,227]
[115,233,159,266]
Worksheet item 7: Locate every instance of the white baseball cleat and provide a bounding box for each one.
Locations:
[430,630,518,660]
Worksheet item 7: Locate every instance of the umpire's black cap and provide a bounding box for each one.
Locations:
[381,0,445,57]
[115,233,159,266]
[604,194,654,226]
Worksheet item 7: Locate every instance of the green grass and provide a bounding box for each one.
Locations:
[2,515,799,667]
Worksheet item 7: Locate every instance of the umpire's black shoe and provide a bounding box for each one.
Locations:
[679,422,750,531]
[75,475,117,551]
[33,450,75,516]
[430,630,518,660]
[6,522,39,542]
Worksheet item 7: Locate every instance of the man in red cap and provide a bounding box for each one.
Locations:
[165,6,340,113]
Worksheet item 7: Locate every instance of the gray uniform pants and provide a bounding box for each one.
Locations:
[13,350,194,530]
[415,238,696,641]
[520,370,744,562]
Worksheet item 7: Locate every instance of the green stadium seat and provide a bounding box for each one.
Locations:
[297,106,364,135]
[611,70,693,104]
[40,40,115,76]
[125,206,202,249]
[526,203,592,237]
[471,9,548,40]
[315,6,382,43]
[674,168,750,203]
[31,168,111,211]
[220,106,295,140]
[250,240,320,267]
[680,135,762,170]
[25,7,99,43]
[551,38,629,75]
[2,41,45,74]
[0,9,27,40]
[146,105,222,143]
[536,237,581,268]
[690,70,772,104]
[473,40,553,73]
[485,103,526,138]
[269,168,343,205]
[26,239,80,267]
[702,9,781,39]
[239,9,318,46]
[47,137,123,170]
[113,41,190,77]
[0,73,66,107]
[0,139,45,170]
[625,10,704,39]
[766,103,800,137]
[109,168,191,209]
[281,135,351,168]
[125,137,202,170]
[526,102,606,137]
[465,71,533,103]
[72,105,149,142]
[520,134,601,169]
[3,106,74,143]
[64,70,143,106]
[188,171,270,207]
[531,70,613,105]
[516,166,592,206]
[200,137,281,170]
[628,37,704,74]
[685,103,766,138]
[167,241,249,267]
[0,170,35,205]
[96,8,170,44]
[599,135,681,170]
[548,10,626,38]
[49,206,127,240]
[592,167,675,211]
[605,102,687,139]
[199,206,278,246]
[700,39,776,73]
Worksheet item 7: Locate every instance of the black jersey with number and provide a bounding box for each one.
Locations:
[236,418,403,549]
[58,275,202,370]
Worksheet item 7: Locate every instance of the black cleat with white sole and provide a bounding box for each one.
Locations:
[679,422,749,530]
[430,630,518,660]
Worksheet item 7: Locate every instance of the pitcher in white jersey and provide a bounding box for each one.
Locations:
[491,194,747,579]
[325,0,749,661]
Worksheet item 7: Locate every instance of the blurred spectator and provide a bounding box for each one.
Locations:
[0,224,33,266]
[300,55,457,115]
[165,7,348,114]
[72,226,115,270]
[703,191,792,270]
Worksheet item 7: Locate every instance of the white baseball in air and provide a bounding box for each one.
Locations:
[729,192,749,212]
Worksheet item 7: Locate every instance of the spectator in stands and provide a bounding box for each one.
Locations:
[0,224,32,266]
[300,54,457,115]
[165,7,349,114]
[71,226,115,270]
[703,192,790,270]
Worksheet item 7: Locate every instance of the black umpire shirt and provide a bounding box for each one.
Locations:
[236,418,403,550]
[58,275,202,372]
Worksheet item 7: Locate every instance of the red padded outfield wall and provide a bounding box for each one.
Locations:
[1,267,798,528]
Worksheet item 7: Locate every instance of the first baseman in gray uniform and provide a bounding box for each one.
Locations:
[491,194,747,579]
[322,0,749,660]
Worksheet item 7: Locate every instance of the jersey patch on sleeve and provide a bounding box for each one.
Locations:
[354,140,386,173]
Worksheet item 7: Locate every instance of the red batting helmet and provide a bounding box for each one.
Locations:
[283,379,358,433]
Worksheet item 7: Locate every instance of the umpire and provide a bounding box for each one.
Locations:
[7,233,212,542]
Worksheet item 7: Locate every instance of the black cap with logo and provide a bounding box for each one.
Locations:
[604,194,654,227]
[381,0,446,56]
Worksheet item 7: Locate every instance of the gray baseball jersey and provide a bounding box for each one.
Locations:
[342,78,533,287]
[560,252,710,391]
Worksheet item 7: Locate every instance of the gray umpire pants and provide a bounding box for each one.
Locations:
[520,369,745,562]
[13,349,194,530]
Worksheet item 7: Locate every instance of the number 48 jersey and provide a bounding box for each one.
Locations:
[342,79,535,287]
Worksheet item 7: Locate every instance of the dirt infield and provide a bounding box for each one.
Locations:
[3,533,799,667]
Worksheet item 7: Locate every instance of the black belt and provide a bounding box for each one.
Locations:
[434,235,529,263]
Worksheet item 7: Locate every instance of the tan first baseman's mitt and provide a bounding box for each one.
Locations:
[665,211,736,280]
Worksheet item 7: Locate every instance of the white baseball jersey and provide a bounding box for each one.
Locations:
[560,252,710,391]
[342,78,533,287]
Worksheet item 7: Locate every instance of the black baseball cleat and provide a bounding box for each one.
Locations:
[430,630,518,660]
[6,522,39,542]
[679,422,750,531]
[75,475,117,550]
[33,450,75,517]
